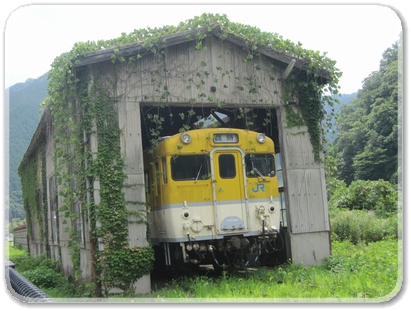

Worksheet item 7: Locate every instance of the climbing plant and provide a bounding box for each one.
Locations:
[48,59,154,295]
[18,144,51,256]
[43,12,340,296]
[18,153,39,242]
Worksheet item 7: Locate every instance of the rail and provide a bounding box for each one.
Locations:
[6,261,53,302]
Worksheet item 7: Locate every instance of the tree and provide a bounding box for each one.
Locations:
[329,179,398,218]
[335,40,400,185]
[335,103,368,184]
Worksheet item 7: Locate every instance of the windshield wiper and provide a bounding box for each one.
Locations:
[195,165,203,183]
[252,163,266,181]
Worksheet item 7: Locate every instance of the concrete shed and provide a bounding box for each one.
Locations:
[19,23,331,296]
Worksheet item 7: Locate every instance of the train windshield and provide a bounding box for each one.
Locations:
[171,155,211,181]
[245,154,276,178]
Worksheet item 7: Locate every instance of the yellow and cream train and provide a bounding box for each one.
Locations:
[144,127,283,271]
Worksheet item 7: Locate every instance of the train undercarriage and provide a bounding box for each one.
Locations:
[153,226,286,274]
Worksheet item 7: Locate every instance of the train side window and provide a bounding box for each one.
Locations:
[155,162,160,195]
[219,154,236,179]
[162,157,168,184]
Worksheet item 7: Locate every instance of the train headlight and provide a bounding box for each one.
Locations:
[269,206,275,212]
[256,133,266,144]
[180,133,192,144]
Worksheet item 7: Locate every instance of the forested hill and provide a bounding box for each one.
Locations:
[325,92,357,144]
[334,93,358,108]
[7,73,48,220]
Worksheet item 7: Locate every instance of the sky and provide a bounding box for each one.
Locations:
[1,0,409,309]
[2,1,405,95]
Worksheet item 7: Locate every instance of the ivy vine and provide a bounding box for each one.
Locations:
[18,154,39,242]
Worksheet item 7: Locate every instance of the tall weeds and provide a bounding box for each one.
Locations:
[330,209,398,244]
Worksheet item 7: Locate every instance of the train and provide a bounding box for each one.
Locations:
[144,127,284,272]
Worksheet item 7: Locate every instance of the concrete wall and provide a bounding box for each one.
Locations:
[13,226,28,250]
[277,103,331,265]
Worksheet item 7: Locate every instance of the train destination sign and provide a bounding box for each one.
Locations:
[213,133,239,143]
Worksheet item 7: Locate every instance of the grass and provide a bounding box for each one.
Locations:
[7,238,401,302]
[144,238,401,302]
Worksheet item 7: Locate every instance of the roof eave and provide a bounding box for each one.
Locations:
[72,23,330,82]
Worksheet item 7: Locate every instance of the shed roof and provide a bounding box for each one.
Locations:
[18,105,51,170]
[13,224,27,232]
[73,24,331,82]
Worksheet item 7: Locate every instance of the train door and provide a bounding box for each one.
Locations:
[211,148,250,235]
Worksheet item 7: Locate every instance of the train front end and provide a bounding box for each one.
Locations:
[148,128,283,271]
